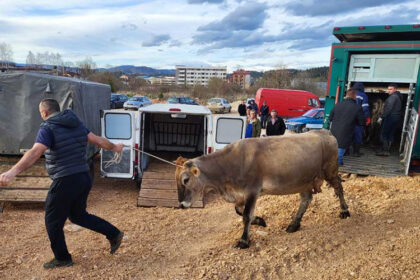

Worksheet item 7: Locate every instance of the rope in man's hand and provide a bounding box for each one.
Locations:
[102,145,184,168]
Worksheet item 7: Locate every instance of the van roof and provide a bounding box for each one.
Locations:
[139,103,212,115]
[258,88,318,97]
[333,24,420,42]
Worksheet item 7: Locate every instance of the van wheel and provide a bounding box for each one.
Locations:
[228,108,231,113]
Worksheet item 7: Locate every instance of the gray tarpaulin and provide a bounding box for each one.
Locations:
[0,72,111,157]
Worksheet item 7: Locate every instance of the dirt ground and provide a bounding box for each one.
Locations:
[0,160,419,280]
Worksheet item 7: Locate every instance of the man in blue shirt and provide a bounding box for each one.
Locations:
[352,82,370,157]
[0,99,125,269]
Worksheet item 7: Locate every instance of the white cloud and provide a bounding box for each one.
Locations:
[0,0,419,71]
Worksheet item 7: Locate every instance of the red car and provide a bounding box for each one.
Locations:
[255,88,320,118]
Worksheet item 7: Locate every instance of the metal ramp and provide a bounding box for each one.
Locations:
[339,147,405,177]
[137,159,203,208]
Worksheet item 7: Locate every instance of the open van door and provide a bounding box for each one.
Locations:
[212,116,247,151]
[100,110,136,178]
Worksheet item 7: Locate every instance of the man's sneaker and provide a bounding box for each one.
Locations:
[110,231,124,254]
[43,258,73,269]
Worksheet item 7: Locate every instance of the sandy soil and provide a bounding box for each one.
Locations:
[0,160,419,280]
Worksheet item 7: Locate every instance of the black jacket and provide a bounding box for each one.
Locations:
[266,116,286,136]
[260,105,269,116]
[330,98,365,149]
[238,104,247,116]
[382,91,402,118]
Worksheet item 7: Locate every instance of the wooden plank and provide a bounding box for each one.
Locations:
[139,188,178,200]
[0,189,48,203]
[137,197,203,208]
[142,172,174,180]
[141,179,177,189]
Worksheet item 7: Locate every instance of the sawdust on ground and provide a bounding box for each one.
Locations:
[0,160,419,280]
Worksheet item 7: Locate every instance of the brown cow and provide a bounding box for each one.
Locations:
[176,130,350,249]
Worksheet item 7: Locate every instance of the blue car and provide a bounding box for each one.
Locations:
[167,96,198,105]
[123,96,152,110]
[285,108,324,133]
[110,93,128,109]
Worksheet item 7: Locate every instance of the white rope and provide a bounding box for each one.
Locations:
[103,145,184,168]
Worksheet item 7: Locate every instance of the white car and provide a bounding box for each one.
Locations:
[207,98,232,113]
[123,96,152,110]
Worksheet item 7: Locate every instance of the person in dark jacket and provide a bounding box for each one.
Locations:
[352,82,370,157]
[259,101,269,129]
[266,109,286,136]
[330,89,365,165]
[249,100,258,114]
[376,84,402,156]
[0,99,124,269]
[238,100,247,116]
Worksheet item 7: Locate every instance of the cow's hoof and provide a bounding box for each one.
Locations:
[252,217,267,227]
[339,210,351,219]
[234,239,250,249]
[286,222,300,233]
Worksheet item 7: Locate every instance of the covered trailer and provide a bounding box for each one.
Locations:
[0,72,111,158]
[323,24,420,176]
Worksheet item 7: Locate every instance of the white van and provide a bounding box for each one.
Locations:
[100,104,247,189]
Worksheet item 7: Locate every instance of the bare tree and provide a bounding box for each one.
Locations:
[26,51,36,66]
[77,56,97,78]
[0,42,13,68]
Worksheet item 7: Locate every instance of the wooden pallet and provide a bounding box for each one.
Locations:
[137,161,203,208]
[0,159,50,205]
[339,147,404,177]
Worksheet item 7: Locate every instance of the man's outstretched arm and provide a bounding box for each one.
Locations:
[87,132,124,153]
[0,143,47,186]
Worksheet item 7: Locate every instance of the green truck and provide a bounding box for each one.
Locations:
[323,24,420,176]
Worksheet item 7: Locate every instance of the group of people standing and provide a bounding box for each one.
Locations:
[237,100,286,138]
[330,83,402,165]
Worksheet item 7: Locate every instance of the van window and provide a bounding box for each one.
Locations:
[216,118,244,144]
[308,98,318,107]
[105,113,132,139]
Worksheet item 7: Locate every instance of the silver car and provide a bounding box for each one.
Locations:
[123,96,152,110]
[207,98,232,113]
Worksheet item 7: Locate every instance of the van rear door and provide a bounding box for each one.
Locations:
[100,110,136,178]
[212,116,247,151]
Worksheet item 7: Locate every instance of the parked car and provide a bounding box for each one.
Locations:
[255,88,320,118]
[207,98,232,113]
[246,98,255,106]
[285,108,324,133]
[123,96,152,110]
[110,93,129,109]
[167,96,198,105]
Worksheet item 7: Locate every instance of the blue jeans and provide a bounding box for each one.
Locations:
[338,148,346,165]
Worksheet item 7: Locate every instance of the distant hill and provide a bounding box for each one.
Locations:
[98,65,175,76]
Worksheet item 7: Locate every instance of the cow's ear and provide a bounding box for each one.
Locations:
[191,166,200,177]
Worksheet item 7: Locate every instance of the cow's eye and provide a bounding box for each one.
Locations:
[182,177,190,185]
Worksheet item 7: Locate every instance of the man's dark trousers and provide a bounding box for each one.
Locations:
[45,172,120,261]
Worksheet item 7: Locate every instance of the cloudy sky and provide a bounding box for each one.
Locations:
[1,0,419,71]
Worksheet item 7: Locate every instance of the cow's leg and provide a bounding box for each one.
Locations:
[235,204,266,227]
[328,175,350,219]
[286,191,312,233]
[235,194,257,249]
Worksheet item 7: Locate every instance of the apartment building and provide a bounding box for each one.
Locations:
[175,65,227,86]
[229,69,252,89]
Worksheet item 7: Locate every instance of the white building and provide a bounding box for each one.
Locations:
[146,76,176,85]
[175,65,227,86]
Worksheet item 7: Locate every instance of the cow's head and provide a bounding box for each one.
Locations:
[176,159,203,209]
